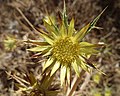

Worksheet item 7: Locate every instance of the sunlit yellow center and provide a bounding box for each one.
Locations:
[52,37,80,64]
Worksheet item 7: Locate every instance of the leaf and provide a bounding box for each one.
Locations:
[43,57,54,72]
[44,15,56,25]
[29,72,37,86]
[79,42,100,55]
[80,47,99,55]
[50,61,60,76]
[45,14,59,34]
[42,48,52,57]
[60,65,66,86]
[46,91,59,96]
[67,67,71,85]
[24,40,49,46]
[77,57,89,72]
[81,56,106,75]
[68,18,74,36]
[43,19,58,38]
[43,62,55,74]
[60,22,67,37]
[74,7,107,41]
[74,23,90,41]
[38,47,51,57]
[41,73,54,89]
[27,46,48,52]
[72,61,80,76]
[41,33,54,45]
[88,6,107,34]
[63,0,68,29]
[36,28,54,45]
[79,42,104,48]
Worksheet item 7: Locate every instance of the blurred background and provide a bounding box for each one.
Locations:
[0,0,120,96]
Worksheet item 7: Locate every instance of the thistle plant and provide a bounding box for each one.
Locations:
[15,1,106,96]
[27,2,106,85]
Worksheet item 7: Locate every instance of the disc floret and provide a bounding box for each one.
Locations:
[52,37,80,64]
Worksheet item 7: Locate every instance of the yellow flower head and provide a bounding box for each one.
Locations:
[27,3,106,86]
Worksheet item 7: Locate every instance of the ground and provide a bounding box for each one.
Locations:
[0,0,120,96]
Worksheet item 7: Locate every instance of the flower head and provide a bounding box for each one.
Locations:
[4,35,17,51]
[27,3,106,86]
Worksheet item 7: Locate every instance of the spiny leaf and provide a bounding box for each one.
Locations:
[81,56,106,75]
[41,73,50,88]
[60,22,67,37]
[60,65,66,86]
[72,61,80,76]
[79,42,100,55]
[27,46,49,52]
[24,40,49,46]
[31,47,51,58]
[38,47,51,56]
[74,23,90,41]
[68,18,74,36]
[87,6,107,34]
[41,73,55,89]
[42,48,52,57]
[50,61,60,76]
[46,14,59,34]
[44,15,56,25]
[79,42,104,48]
[67,67,71,85]
[43,57,54,72]
[46,91,59,96]
[74,7,107,41]
[77,57,89,72]
[43,62,55,74]
[36,28,54,45]
[63,0,68,29]
[80,48,99,55]
[29,72,37,86]
[43,19,58,38]
[41,33,54,45]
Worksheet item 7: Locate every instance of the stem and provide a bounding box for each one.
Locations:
[66,70,85,96]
